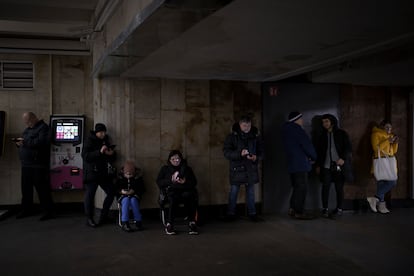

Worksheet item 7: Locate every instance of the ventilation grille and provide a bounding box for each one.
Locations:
[0,61,34,90]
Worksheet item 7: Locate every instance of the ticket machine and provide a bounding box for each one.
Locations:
[50,115,85,190]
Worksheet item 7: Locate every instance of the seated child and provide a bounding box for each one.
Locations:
[116,160,145,232]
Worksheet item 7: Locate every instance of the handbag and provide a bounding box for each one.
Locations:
[373,147,397,181]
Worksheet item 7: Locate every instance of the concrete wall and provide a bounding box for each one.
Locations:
[0,52,262,209]
[93,78,262,209]
[0,54,93,204]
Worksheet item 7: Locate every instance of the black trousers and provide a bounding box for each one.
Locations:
[321,168,344,210]
[166,190,197,224]
[21,167,54,213]
[84,180,115,219]
[289,172,309,214]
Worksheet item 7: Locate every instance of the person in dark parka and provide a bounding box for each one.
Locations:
[282,111,317,219]
[14,112,55,220]
[315,114,352,219]
[223,114,264,222]
[82,123,116,227]
[156,150,198,235]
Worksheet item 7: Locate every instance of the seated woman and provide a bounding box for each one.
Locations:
[156,150,198,235]
[116,160,145,232]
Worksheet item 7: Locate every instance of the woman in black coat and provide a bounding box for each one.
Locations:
[156,150,198,235]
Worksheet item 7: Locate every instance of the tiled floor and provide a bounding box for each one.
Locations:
[1,207,413,276]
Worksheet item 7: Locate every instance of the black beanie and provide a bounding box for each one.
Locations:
[94,123,107,133]
[288,111,303,122]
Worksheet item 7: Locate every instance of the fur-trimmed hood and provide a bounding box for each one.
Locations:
[231,123,259,138]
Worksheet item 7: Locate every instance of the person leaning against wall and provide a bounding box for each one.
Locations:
[14,112,55,221]
[82,123,117,227]
[367,120,399,214]
[315,114,352,219]
[223,114,264,222]
[281,111,317,220]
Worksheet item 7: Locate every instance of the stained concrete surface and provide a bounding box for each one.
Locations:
[0,207,413,276]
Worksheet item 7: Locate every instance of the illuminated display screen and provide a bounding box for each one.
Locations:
[55,123,79,140]
[51,118,83,144]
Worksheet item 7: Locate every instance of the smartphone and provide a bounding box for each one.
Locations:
[108,145,116,150]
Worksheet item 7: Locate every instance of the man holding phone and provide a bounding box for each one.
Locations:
[14,112,55,220]
[223,114,264,222]
[82,123,116,227]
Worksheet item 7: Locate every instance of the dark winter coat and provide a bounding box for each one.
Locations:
[19,119,50,168]
[223,123,263,185]
[315,115,354,182]
[156,160,197,192]
[116,168,145,201]
[81,131,116,183]
[316,123,352,168]
[282,121,317,173]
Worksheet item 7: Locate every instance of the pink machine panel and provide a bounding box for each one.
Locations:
[50,116,84,190]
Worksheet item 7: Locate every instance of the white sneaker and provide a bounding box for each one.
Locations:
[367,197,379,212]
[377,201,390,214]
[165,223,176,235]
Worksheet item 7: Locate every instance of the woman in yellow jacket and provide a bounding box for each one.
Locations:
[367,120,399,214]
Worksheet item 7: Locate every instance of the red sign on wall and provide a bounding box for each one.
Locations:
[269,86,278,96]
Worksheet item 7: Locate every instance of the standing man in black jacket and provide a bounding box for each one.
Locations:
[223,115,263,222]
[14,112,55,220]
[315,114,352,219]
[82,123,116,227]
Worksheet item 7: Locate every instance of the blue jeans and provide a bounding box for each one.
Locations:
[120,196,142,222]
[227,183,256,216]
[376,180,397,201]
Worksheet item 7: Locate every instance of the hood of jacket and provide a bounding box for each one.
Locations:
[322,114,339,131]
[372,125,387,136]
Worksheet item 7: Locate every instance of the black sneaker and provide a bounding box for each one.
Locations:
[288,208,295,217]
[86,218,97,228]
[188,221,198,235]
[165,223,176,235]
[121,222,132,232]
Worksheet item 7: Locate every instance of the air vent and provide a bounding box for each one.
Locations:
[0,61,34,90]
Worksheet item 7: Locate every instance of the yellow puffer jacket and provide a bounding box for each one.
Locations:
[370,126,399,174]
[371,126,398,158]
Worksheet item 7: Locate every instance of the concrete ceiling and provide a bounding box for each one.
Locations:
[0,0,111,55]
[1,0,414,86]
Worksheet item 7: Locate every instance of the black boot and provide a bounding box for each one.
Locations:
[121,222,132,232]
[86,217,97,228]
